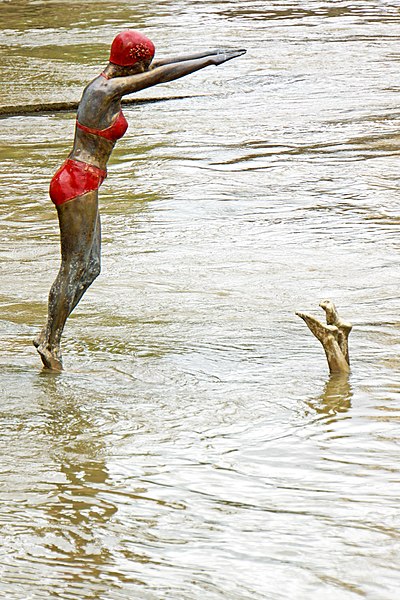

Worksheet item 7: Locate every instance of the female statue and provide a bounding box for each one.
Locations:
[35,30,245,370]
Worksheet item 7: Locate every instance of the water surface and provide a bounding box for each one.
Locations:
[0,1,399,598]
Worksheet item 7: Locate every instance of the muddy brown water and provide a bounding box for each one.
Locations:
[0,1,399,598]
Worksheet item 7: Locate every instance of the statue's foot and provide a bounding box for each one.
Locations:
[295,312,339,344]
[319,300,352,364]
[296,311,350,374]
[319,300,352,333]
[36,343,63,371]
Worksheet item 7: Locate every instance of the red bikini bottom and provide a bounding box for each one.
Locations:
[49,158,107,206]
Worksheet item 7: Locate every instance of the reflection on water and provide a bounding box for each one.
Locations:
[1,0,400,598]
[308,374,352,418]
[0,373,115,597]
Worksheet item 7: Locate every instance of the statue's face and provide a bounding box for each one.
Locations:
[134,57,153,72]
[121,58,152,75]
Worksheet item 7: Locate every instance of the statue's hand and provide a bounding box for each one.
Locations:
[212,49,247,65]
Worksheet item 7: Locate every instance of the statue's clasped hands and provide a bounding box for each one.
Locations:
[213,48,247,65]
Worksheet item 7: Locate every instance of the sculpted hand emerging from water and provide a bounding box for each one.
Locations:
[35,30,246,371]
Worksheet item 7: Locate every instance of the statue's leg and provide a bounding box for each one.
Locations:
[35,191,100,371]
[34,210,101,354]
[319,300,352,365]
[68,210,101,315]
[296,311,350,374]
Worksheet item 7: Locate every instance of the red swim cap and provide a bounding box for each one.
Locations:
[109,30,155,66]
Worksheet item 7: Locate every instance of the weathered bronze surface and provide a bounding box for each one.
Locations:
[296,301,352,375]
[35,44,246,370]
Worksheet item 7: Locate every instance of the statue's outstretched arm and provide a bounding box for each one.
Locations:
[151,49,225,68]
[109,50,246,97]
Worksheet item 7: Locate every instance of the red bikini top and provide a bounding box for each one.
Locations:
[76,75,128,141]
[76,111,128,141]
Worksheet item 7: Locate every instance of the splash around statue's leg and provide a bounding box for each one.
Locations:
[296,301,352,375]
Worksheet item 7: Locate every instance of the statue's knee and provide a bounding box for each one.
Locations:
[92,260,101,281]
[86,260,100,284]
